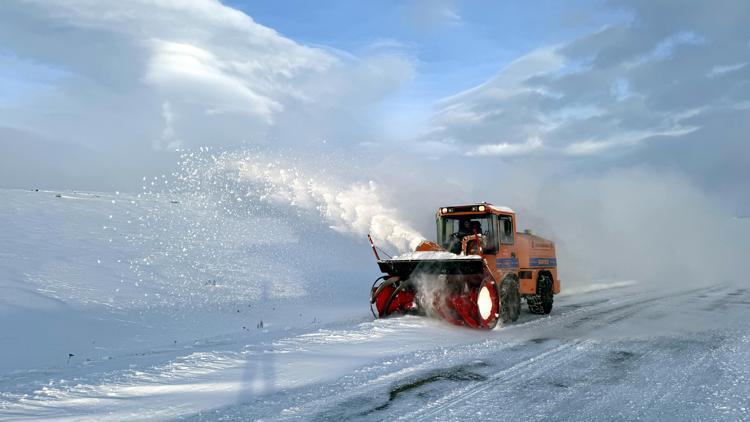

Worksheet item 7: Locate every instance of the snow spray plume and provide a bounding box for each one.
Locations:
[212,150,425,253]
[125,148,312,308]
[125,147,424,307]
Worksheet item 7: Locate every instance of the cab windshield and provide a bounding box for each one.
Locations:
[437,214,497,254]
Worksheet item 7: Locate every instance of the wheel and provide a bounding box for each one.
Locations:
[527,273,554,315]
[476,279,500,329]
[498,277,521,323]
[508,278,521,322]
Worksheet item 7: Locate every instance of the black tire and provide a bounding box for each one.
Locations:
[508,278,521,322]
[528,273,554,315]
[498,277,521,323]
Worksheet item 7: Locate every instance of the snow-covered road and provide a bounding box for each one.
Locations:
[191,283,750,421]
[2,282,748,421]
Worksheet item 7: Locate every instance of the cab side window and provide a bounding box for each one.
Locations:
[499,215,514,244]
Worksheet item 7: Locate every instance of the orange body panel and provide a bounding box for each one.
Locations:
[515,233,560,295]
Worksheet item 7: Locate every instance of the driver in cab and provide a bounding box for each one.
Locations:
[449,220,480,253]
[457,219,475,237]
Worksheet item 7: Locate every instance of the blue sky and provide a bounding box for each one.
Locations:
[229,0,624,102]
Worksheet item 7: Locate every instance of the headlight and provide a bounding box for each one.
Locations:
[441,207,448,214]
[477,286,493,320]
[478,205,486,212]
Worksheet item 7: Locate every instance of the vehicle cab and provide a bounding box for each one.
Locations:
[435,202,519,282]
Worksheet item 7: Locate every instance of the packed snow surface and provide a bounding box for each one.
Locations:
[391,251,481,260]
[1,187,748,421]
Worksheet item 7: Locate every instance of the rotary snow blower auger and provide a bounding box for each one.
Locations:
[369,203,561,329]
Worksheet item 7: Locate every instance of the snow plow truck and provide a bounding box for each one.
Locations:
[370,203,560,329]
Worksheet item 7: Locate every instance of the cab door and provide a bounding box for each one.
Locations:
[493,213,519,281]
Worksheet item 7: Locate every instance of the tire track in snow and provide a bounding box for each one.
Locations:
[274,289,645,419]
[526,287,750,421]
[191,288,643,420]
[397,285,721,421]
[399,340,591,422]
[293,286,710,420]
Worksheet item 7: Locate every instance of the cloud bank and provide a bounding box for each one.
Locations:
[0,0,414,189]
[420,0,749,211]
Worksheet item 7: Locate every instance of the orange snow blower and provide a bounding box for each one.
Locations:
[369,203,560,329]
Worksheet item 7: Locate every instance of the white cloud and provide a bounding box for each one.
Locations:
[466,137,543,157]
[636,31,706,64]
[707,63,747,78]
[419,47,563,157]
[404,0,462,30]
[436,47,564,107]
[144,40,283,122]
[564,126,698,156]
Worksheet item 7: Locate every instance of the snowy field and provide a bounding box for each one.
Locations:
[1,187,749,421]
